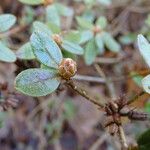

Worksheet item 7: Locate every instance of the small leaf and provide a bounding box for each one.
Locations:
[0,14,16,32]
[15,68,60,97]
[62,51,77,60]
[96,16,107,30]
[33,21,52,36]
[61,40,84,55]
[145,101,150,113]
[16,42,35,60]
[131,72,143,87]
[84,39,97,65]
[137,34,150,67]
[46,4,60,27]
[119,33,136,45]
[97,0,112,6]
[55,3,74,17]
[137,129,150,150]
[18,0,43,5]
[64,30,81,43]
[30,31,63,68]
[20,6,35,25]
[103,32,121,52]
[47,22,61,34]
[0,41,16,62]
[79,30,93,44]
[76,17,93,30]
[95,33,104,54]
[142,74,150,94]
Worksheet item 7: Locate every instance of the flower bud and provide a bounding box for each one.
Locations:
[52,34,62,45]
[58,58,77,80]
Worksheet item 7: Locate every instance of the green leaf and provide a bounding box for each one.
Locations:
[96,16,107,30]
[131,72,143,87]
[30,31,63,68]
[145,101,150,113]
[62,51,77,60]
[84,39,97,65]
[20,6,35,25]
[137,34,150,68]
[47,22,61,34]
[142,74,150,94]
[119,33,136,45]
[15,68,60,97]
[103,32,121,52]
[76,17,93,30]
[18,0,43,5]
[79,30,93,44]
[16,42,35,60]
[0,41,16,62]
[97,0,112,6]
[46,4,60,27]
[137,129,150,150]
[64,30,81,43]
[33,21,52,36]
[55,3,74,17]
[61,40,84,55]
[0,14,16,32]
[95,33,104,54]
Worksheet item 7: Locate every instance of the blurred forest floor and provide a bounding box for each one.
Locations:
[0,0,150,150]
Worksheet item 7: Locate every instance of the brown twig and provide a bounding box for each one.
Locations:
[66,79,104,109]
[127,91,146,105]
[94,64,117,99]
[118,125,128,150]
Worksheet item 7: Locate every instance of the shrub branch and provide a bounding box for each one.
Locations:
[66,79,104,109]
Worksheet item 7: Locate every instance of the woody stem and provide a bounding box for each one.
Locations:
[66,79,104,109]
[127,91,146,105]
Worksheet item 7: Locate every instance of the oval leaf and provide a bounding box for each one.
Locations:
[84,39,97,65]
[76,17,93,30]
[0,14,16,32]
[30,31,63,68]
[103,32,121,52]
[46,4,60,27]
[137,34,150,68]
[95,33,104,54]
[18,0,43,5]
[142,74,150,94]
[33,21,52,36]
[15,69,60,97]
[0,41,16,62]
[61,40,84,55]
[64,30,81,43]
[79,30,93,44]
[55,3,74,17]
[16,42,35,60]
[96,16,107,30]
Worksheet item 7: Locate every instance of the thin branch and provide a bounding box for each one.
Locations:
[127,91,146,105]
[94,64,117,99]
[118,125,128,150]
[66,79,104,109]
[73,70,150,84]
[73,74,105,83]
